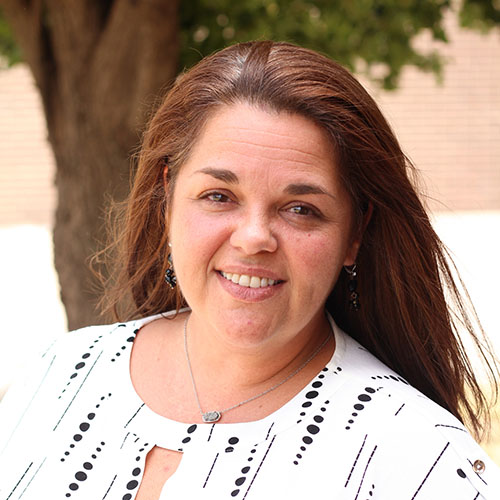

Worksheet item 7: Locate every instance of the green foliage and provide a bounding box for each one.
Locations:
[179,0,453,88]
[460,0,500,32]
[0,8,22,67]
[0,2,499,86]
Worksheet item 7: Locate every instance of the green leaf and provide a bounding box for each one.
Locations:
[460,0,500,33]
[179,0,455,89]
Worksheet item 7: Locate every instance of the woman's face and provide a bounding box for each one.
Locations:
[168,102,361,349]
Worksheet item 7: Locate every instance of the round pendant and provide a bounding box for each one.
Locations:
[202,410,221,423]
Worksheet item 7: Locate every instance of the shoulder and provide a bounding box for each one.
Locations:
[0,308,180,406]
[0,313,161,442]
[329,326,500,497]
[41,310,176,363]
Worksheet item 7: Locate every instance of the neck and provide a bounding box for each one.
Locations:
[183,310,335,420]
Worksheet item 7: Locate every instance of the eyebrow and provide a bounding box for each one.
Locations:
[193,167,239,183]
[284,183,336,199]
[194,167,335,199]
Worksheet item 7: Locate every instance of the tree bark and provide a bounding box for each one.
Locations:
[1,0,180,329]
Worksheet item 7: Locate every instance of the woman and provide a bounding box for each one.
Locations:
[0,41,498,499]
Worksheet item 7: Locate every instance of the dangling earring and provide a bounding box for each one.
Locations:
[344,264,360,311]
[164,244,177,289]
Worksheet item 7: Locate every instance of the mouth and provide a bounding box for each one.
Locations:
[219,271,283,289]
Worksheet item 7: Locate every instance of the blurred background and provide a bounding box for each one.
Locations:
[0,0,499,462]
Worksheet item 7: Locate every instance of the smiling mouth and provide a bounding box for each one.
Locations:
[219,271,282,288]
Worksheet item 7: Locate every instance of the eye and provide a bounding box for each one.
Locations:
[202,191,231,203]
[286,204,320,217]
[198,190,236,207]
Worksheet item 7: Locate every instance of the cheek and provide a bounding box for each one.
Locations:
[171,212,229,270]
[290,231,347,287]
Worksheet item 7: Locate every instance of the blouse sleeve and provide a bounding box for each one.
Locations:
[370,401,500,499]
[0,336,62,487]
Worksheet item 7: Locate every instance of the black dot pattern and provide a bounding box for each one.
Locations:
[58,352,93,398]
[111,329,137,363]
[345,387,376,430]
[230,445,259,497]
[119,441,149,499]
[180,424,198,447]
[370,373,409,385]
[296,373,327,423]
[298,371,332,413]
[225,436,240,453]
[293,399,330,464]
[295,371,331,425]
[60,401,103,462]
[57,328,128,398]
[65,441,106,496]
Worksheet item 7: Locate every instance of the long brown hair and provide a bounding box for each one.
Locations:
[99,41,498,438]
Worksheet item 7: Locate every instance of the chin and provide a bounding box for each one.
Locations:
[215,308,281,347]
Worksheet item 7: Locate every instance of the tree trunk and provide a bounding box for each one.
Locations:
[1,0,180,329]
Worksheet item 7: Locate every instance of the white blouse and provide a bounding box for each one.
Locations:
[0,311,498,499]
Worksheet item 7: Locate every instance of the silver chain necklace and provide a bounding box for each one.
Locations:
[183,316,331,423]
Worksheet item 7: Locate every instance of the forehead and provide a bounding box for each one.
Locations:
[179,102,340,184]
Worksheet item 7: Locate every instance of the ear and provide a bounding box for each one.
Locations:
[163,163,171,233]
[360,202,373,233]
[343,202,373,266]
[163,164,169,190]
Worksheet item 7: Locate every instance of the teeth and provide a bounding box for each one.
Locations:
[220,271,279,288]
[239,275,250,286]
[249,276,260,288]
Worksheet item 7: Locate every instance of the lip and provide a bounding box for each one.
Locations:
[215,270,284,302]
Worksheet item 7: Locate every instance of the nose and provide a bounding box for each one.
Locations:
[229,209,278,255]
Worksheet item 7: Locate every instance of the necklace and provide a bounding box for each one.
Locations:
[183,316,332,423]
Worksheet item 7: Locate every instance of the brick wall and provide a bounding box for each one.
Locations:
[0,65,56,226]
[366,13,500,211]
